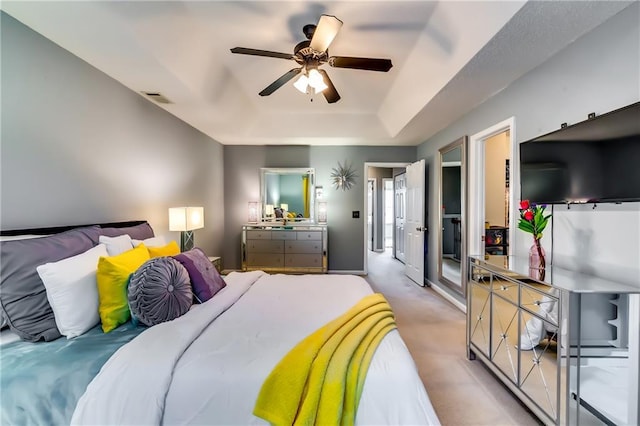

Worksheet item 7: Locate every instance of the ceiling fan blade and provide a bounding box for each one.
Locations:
[310,15,343,52]
[318,69,340,104]
[259,68,302,96]
[230,47,294,60]
[329,56,393,72]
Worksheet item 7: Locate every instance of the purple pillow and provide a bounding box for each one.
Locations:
[173,248,226,303]
[128,257,192,327]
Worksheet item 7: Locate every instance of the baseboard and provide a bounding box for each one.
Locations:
[329,270,366,276]
[426,278,467,313]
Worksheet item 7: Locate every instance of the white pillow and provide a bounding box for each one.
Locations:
[132,236,167,248]
[99,234,134,256]
[36,244,108,339]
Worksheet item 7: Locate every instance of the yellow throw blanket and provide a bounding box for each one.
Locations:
[253,293,397,426]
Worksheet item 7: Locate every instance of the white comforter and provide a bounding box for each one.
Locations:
[72,271,440,425]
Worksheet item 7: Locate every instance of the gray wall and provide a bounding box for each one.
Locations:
[1,12,226,257]
[417,3,640,296]
[223,145,416,271]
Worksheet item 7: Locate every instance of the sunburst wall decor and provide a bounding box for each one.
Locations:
[331,161,357,191]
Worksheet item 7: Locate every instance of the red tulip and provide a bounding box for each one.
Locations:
[520,200,530,210]
[524,211,534,221]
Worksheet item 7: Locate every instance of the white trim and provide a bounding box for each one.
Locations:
[426,279,467,313]
[468,117,517,258]
[629,294,640,425]
[363,162,410,274]
[368,178,377,252]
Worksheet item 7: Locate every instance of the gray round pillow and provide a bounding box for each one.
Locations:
[128,257,192,327]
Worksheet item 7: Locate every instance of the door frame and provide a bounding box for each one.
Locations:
[363,162,410,274]
[468,117,518,259]
[367,178,377,252]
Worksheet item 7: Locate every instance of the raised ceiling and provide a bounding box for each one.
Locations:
[2,1,633,146]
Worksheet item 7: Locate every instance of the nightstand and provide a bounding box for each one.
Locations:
[208,256,222,273]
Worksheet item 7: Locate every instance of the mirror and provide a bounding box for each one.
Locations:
[260,168,315,222]
[438,136,467,296]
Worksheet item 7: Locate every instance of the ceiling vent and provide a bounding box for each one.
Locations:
[141,92,172,104]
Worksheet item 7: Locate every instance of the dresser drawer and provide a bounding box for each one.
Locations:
[296,231,322,241]
[285,240,322,254]
[246,253,284,267]
[245,239,284,253]
[246,230,272,240]
[285,254,323,268]
[271,231,297,240]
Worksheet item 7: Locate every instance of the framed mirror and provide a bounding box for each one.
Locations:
[260,168,315,222]
[438,136,467,297]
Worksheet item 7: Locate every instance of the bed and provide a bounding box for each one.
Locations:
[0,222,440,425]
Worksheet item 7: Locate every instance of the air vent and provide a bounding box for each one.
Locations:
[141,92,172,104]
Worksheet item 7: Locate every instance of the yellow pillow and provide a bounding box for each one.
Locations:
[148,240,180,258]
[96,244,150,333]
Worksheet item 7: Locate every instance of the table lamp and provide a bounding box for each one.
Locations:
[248,201,259,224]
[169,207,204,252]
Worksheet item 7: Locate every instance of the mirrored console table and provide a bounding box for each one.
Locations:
[467,255,639,426]
[242,223,327,273]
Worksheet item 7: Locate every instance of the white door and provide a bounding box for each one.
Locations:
[405,159,426,285]
[394,173,406,263]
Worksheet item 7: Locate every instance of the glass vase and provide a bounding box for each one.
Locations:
[529,241,546,280]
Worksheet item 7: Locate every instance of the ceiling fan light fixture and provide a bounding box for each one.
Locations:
[307,69,327,92]
[293,74,309,93]
[230,14,391,103]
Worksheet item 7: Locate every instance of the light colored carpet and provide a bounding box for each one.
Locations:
[364,250,542,426]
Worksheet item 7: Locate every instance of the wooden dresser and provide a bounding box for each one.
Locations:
[242,224,327,273]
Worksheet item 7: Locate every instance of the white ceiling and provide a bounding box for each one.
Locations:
[2,1,634,146]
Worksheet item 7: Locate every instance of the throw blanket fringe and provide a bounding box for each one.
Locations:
[253,293,396,426]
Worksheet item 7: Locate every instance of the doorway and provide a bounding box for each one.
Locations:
[484,130,512,255]
[383,178,394,250]
[469,117,518,259]
[363,162,411,275]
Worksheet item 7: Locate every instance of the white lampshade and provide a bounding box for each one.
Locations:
[318,201,328,223]
[293,74,309,93]
[307,69,327,92]
[248,201,259,223]
[265,204,275,215]
[169,207,204,231]
[280,203,289,211]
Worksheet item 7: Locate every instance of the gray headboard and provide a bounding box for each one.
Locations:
[0,220,149,237]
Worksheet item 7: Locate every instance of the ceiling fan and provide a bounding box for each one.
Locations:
[230,15,393,104]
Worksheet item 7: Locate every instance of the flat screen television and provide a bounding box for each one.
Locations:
[519,101,640,204]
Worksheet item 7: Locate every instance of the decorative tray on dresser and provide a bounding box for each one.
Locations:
[467,255,639,426]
